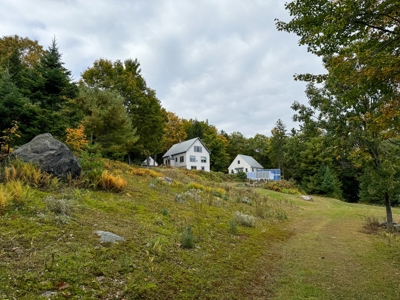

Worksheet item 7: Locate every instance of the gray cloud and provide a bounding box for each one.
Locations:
[0,0,325,137]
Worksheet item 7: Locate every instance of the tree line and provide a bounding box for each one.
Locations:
[0,35,283,171]
[1,22,399,221]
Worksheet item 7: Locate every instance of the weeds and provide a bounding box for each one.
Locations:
[161,208,169,216]
[0,184,9,209]
[363,215,380,233]
[264,180,302,195]
[228,219,238,234]
[186,182,205,191]
[146,237,165,256]
[233,211,256,227]
[3,160,55,188]
[97,170,127,192]
[181,226,196,249]
[127,167,163,178]
[43,196,73,216]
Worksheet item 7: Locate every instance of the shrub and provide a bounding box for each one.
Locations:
[79,151,105,187]
[186,182,205,191]
[4,160,55,188]
[180,226,196,249]
[161,208,169,216]
[228,219,238,234]
[363,215,380,233]
[127,167,163,178]
[233,211,256,227]
[236,171,247,182]
[213,187,226,198]
[264,180,302,194]
[97,170,127,192]
[43,196,73,216]
[5,180,24,205]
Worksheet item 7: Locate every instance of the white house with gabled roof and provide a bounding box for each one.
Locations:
[228,154,263,174]
[162,137,211,172]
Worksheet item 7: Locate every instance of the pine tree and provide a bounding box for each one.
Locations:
[35,38,78,110]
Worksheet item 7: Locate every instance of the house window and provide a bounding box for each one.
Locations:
[201,166,205,171]
[245,168,248,172]
[201,156,206,163]
[238,160,240,164]
[191,166,197,170]
[175,157,177,162]
[194,146,202,153]
[190,155,196,162]
[180,156,184,163]
[231,169,234,174]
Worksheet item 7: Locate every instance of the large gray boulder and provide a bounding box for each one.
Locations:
[11,133,81,178]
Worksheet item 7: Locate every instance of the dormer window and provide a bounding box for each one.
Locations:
[238,160,240,164]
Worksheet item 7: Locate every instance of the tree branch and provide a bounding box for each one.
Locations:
[354,19,397,34]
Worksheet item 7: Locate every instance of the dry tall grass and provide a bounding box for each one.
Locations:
[97,170,127,192]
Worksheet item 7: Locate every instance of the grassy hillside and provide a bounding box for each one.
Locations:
[0,160,291,299]
[1,159,400,299]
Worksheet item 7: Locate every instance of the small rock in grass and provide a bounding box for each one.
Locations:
[94,231,125,243]
[164,177,173,183]
[301,195,313,201]
[41,291,57,298]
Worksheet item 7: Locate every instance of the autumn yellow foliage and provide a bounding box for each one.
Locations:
[127,168,163,178]
[65,124,89,154]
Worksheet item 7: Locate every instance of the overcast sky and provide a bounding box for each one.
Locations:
[1,0,325,137]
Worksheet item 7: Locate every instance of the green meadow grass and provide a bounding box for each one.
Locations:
[1,161,400,299]
[0,162,291,299]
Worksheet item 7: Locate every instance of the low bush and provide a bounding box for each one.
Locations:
[228,219,238,234]
[43,196,73,216]
[264,180,302,195]
[213,187,226,198]
[233,211,256,227]
[236,171,247,182]
[3,160,56,188]
[127,167,163,178]
[97,170,127,192]
[181,226,196,249]
[186,182,205,191]
[363,215,380,233]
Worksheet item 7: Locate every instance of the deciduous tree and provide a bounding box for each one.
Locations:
[80,58,166,159]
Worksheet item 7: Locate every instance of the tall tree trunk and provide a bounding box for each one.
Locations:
[385,191,393,229]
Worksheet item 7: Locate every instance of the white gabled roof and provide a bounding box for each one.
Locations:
[237,154,263,169]
[162,137,210,158]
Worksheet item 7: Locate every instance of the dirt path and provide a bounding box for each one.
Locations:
[260,192,400,299]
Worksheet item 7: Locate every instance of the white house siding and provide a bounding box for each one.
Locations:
[184,139,210,172]
[162,138,210,172]
[229,159,252,174]
[228,154,263,174]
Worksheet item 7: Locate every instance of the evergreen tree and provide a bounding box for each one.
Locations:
[268,119,288,178]
[0,69,28,135]
[20,38,79,141]
[74,87,139,158]
[34,38,78,110]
